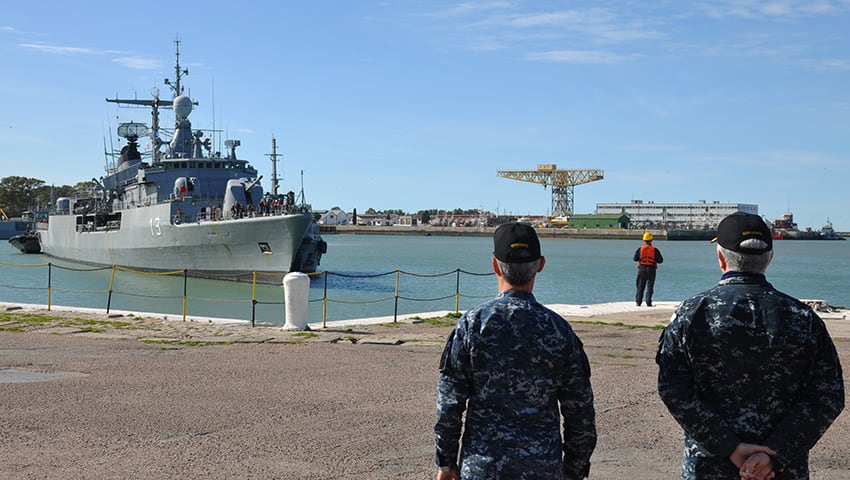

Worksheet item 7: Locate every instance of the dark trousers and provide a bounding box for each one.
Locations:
[635,266,657,305]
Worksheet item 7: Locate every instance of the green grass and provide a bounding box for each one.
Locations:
[0,312,136,331]
[603,353,637,360]
[423,318,456,327]
[290,331,319,339]
[574,320,665,330]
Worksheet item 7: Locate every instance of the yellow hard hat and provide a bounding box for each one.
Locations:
[642,232,653,241]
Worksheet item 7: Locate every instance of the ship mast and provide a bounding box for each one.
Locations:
[266,137,283,196]
[164,37,188,97]
[106,38,192,166]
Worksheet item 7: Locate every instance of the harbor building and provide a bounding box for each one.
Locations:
[569,214,630,229]
[318,207,349,226]
[596,200,758,229]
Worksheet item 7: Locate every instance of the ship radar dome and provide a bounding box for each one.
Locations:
[173,95,193,119]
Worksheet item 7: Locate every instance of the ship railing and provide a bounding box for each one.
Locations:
[74,221,121,233]
[170,204,308,225]
[0,262,495,328]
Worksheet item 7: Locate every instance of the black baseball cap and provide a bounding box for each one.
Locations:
[712,212,773,254]
[494,222,541,263]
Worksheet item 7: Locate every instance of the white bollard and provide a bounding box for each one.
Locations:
[282,272,310,331]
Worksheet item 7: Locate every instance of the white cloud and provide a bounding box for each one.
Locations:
[808,57,850,70]
[467,8,663,43]
[112,56,162,70]
[699,0,850,19]
[18,43,98,55]
[525,49,633,64]
[438,1,513,18]
[18,41,162,71]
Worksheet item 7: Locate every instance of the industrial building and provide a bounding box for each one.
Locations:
[596,200,758,229]
[569,214,630,229]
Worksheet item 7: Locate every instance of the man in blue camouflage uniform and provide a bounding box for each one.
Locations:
[657,212,844,480]
[434,222,596,480]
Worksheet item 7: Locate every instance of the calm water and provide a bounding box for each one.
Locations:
[2,235,848,326]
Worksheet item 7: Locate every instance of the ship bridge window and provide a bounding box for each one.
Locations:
[214,162,221,168]
[189,162,197,168]
[181,162,188,168]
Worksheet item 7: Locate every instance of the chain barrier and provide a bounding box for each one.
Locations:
[0,261,494,327]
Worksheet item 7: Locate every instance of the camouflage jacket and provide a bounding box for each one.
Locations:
[656,273,845,479]
[434,290,597,479]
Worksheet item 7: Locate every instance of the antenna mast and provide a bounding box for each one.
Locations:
[165,37,188,97]
[266,137,283,196]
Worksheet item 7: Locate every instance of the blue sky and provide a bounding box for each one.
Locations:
[2,1,849,230]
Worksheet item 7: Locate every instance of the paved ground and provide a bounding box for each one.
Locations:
[1,304,848,479]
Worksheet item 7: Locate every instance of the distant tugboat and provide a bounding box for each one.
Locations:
[36,39,325,281]
[818,219,845,240]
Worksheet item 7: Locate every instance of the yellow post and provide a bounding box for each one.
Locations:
[47,263,52,311]
[322,272,328,328]
[109,265,117,291]
[181,269,188,321]
[455,269,460,315]
[393,269,401,322]
[106,265,118,313]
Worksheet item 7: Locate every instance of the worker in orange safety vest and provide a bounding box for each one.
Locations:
[633,232,663,306]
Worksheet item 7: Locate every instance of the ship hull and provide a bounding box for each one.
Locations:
[37,203,313,279]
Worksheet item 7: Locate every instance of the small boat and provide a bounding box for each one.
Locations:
[819,219,845,241]
[8,232,41,254]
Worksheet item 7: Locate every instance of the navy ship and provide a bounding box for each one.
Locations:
[36,40,325,281]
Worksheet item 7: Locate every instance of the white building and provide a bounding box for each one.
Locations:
[318,207,349,226]
[596,200,758,229]
[356,213,400,226]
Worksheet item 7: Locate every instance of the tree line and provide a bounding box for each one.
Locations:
[0,176,94,218]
